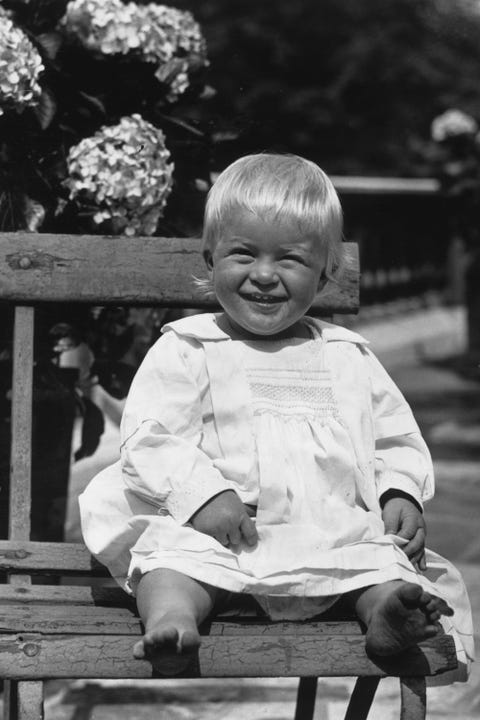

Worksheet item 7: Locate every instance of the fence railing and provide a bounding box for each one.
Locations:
[334,177,453,306]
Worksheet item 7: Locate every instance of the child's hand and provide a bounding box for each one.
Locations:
[382,496,427,571]
[190,490,258,548]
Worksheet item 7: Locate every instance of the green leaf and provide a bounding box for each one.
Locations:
[34,88,57,130]
[78,91,107,116]
[156,113,205,138]
[36,32,63,60]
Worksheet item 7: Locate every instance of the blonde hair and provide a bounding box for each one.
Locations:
[202,153,344,279]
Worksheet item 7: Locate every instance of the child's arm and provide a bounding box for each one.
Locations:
[366,347,435,509]
[120,332,240,527]
[365,347,433,571]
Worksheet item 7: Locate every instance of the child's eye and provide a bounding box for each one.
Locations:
[230,248,253,257]
[283,254,304,264]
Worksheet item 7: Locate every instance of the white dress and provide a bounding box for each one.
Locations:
[79,313,474,677]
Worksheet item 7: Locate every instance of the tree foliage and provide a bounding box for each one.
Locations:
[174,0,480,175]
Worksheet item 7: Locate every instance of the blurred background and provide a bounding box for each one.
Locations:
[1,0,480,717]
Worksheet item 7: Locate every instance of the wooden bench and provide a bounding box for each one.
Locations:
[0,232,457,720]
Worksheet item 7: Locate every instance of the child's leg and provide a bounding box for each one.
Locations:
[133,568,218,671]
[346,580,453,657]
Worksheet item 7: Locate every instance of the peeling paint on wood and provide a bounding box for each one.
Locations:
[0,632,457,680]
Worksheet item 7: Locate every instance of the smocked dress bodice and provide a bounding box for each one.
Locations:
[236,335,384,545]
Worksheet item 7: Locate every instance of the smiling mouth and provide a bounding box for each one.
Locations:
[242,293,285,304]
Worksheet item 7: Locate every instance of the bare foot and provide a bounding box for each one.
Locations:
[363,582,453,657]
[133,611,201,675]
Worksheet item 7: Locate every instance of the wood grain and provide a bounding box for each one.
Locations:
[9,307,34,541]
[0,584,127,606]
[0,603,364,636]
[0,541,103,573]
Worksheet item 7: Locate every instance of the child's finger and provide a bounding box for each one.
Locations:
[214,530,229,547]
[396,515,420,540]
[240,515,258,546]
[403,535,424,556]
[410,550,427,572]
[227,526,242,547]
[402,527,425,556]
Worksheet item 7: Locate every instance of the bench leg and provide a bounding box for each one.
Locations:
[3,681,44,720]
[294,677,318,720]
[4,681,17,720]
[344,677,380,720]
[399,677,426,720]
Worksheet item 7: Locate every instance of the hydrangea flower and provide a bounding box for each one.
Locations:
[140,4,207,65]
[64,114,174,236]
[431,109,478,142]
[0,13,44,116]
[61,0,207,101]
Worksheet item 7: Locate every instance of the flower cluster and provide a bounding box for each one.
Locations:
[431,109,478,142]
[61,0,207,101]
[429,107,480,248]
[0,12,44,116]
[64,114,174,236]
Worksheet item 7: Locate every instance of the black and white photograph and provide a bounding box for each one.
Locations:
[0,1,478,718]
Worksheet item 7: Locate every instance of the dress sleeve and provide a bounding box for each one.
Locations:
[364,347,434,507]
[120,332,231,525]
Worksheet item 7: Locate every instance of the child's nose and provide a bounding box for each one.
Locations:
[250,258,278,284]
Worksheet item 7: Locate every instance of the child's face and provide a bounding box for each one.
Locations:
[206,207,326,339]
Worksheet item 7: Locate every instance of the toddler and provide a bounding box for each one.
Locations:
[80,153,473,679]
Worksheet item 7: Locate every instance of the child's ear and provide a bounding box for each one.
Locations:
[203,249,214,271]
[317,273,328,292]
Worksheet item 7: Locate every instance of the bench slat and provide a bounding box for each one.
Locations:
[0,632,457,680]
[0,584,125,606]
[207,619,362,636]
[0,233,359,313]
[0,541,104,573]
[0,605,140,635]
[0,587,364,635]
[9,307,34,541]
[0,603,364,636]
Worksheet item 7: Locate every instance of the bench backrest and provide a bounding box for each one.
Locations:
[0,231,359,578]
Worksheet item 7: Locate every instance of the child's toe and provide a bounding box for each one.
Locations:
[133,640,146,659]
[179,629,201,653]
[398,583,424,608]
[425,621,442,637]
